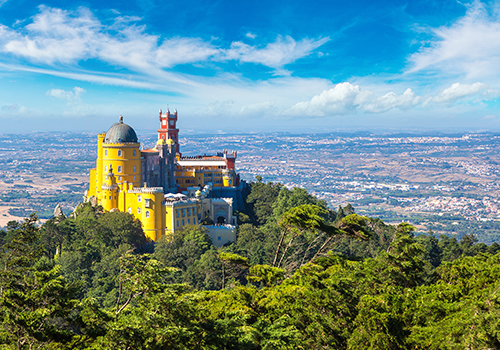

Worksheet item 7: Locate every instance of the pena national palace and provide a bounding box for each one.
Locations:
[85,109,245,246]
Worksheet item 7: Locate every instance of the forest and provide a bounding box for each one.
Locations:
[1,176,500,349]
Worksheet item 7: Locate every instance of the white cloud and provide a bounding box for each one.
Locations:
[408,1,500,80]
[239,100,277,116]
[285,81,495,117]
[0,0,8,7]
[364,88,420,113]
[431,82,488,103]
[47,86,86,102]
[0,6,328,75]
[46,86,93,116]
[245,32,257,39]
[286,82,371,116]
[222,36,329,69]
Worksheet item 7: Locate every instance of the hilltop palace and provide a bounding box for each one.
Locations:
[86,109,245,246]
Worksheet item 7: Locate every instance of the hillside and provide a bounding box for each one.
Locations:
[0,180,499,349]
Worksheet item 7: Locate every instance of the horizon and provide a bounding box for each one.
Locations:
[2,1,500,133]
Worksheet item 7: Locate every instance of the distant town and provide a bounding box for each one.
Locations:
[2,131,500,243]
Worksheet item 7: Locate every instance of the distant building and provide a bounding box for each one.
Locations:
[86,110,240,246]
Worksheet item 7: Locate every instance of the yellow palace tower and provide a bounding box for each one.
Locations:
[88,116,167,241]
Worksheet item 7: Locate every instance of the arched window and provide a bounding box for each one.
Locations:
[137,207,141,214]
[118,149,122,157]
[133,165,136,173]
[104,150,108,156]
[128,207,132,214]
[117,166,122,173]
[145,211,150,218]
[133,149,137,157]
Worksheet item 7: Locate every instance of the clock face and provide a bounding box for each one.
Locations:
[169,120,175,126]
[162,120,166,125]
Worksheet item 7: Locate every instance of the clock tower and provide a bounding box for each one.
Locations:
[158,108,179,153]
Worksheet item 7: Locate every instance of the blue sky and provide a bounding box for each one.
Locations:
[1,0,500,133]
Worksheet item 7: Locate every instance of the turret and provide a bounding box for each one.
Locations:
[101,165,119,210]
[157,108,180,153]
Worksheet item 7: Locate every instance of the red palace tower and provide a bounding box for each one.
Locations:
[158,109,180,153]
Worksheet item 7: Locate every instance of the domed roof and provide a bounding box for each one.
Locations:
[104,116,138,143]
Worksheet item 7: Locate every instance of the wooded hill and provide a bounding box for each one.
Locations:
[1,177,500,349]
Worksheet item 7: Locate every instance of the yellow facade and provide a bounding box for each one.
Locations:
[165,199,200,233]
[175,168,236,188]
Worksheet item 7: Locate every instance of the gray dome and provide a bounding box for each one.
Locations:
[104,116,138,143]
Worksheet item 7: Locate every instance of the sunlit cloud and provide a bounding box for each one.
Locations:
[431,82,489,104]
[47,86,86,102]
[0,5,327,76]
[285,81,496,117]
[408,1,500,80]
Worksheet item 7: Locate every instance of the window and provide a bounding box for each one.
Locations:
[118,166,122,173]
[145,211,150,218]
[133,149,137,157]
[134,176,137,181]
[193,217,196,224]
[145,198,151,208]
[182,209,186,217]
[217,236,221,241]
[162,120,167,125]
[182,219,185,226]
[187,218,190,224]
[118,149,122,157]
[138,195,142,202]
[104,150,108,156]
[193,208,197,215]
[128,207,132,214]
[104,165,108,172]
[137,207,141,214]
[133,165,136,173]
[118,176,122,181]
[176,220,179,227]
[187,208,191,216]
[176,209,180,218]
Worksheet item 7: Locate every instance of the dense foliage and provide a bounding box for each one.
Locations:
[1,178,500,349]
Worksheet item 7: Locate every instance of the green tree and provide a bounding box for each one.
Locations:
[0,214,80,349]
[219,252,249,289]
[246,179,283,226]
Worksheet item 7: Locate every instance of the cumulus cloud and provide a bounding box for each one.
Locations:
[47,86,86,102]
[46,86,94,116]
[431,82,488,104]
[408,1,500,79]
[286,81,495,117]
[286,82,371,116]
[364,88,420,113]
[239,100,277,116]
[245,32,257,39]
[0,6,328,75]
